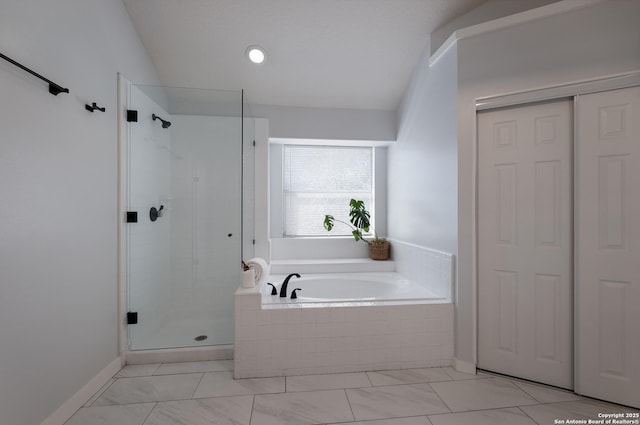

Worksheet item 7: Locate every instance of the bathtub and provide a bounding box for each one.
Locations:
[235,270,454,378]
[262,272,444,304]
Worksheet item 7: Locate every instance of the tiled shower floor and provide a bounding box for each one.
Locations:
[65,360,638,425]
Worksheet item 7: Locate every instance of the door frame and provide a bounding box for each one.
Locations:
[472,71,640,385]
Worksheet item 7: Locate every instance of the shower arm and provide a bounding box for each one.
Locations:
[152,113,172,128]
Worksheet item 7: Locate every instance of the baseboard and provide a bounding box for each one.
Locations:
[452,357,477,375]
[40,356,122,425]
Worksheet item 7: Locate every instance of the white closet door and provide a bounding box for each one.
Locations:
[576,86,640,408]
[478,100,573,388]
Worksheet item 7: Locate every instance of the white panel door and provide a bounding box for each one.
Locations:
[576,86,640,408]
[478,100,573,388]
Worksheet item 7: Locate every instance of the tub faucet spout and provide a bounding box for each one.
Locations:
[280,273,301,297]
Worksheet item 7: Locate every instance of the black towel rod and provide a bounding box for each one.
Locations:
[0,52,69,96]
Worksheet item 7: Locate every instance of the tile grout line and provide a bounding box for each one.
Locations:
[140,402,157,425]
[96,393,262,408]
[344,381,453,391]
[342,388,357,423]
[150,363,162,375]
[426,407,538,425]
[430,404,545,416]
[508,378,584,403]
[425,382,454,414]
[248,395,256,425]
[364,371,374,388]
[501,379,540,404]
[190,372,206,399]
[366,374,460,387]
[515,406,540,425]
[510,381,549,404]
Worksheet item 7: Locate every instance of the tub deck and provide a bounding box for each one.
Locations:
[263,272,446,305]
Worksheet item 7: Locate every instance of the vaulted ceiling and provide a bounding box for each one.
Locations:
[122,0,486,110]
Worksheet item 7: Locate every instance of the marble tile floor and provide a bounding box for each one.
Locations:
[66,360,638,425]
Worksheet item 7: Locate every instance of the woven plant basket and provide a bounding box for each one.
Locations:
[368,241,390,261]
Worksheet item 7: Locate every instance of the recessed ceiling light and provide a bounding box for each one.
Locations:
[246,45,266,64]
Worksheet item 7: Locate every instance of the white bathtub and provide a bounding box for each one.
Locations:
[236,270,454,378]
[262,272,444,304]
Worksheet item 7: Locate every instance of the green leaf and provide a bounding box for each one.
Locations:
[348,199,370,231]
[349,199,363,209]
[352,230,363,241]
[323,215,334,231]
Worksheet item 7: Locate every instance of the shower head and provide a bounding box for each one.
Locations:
[152,113,172,129]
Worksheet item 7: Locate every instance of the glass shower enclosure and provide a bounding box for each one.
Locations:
[125,84,253,350]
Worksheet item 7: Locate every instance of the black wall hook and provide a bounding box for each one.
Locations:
[150,205,164,222]
[85,102,106,113]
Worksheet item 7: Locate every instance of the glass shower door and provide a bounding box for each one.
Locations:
[126,85,249,350]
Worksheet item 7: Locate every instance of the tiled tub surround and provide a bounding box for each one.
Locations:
[235,279,453,378]
[235,289,453,378]
[235,244,455,378]
[391,240,455,300]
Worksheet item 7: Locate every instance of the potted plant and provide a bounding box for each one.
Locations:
[323,199,390,260]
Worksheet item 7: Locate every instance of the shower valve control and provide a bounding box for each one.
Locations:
[149,205,164,222]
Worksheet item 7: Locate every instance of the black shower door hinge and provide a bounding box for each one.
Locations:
[126,211,138,223]
[126,109,138,122]
[127,312,138,325]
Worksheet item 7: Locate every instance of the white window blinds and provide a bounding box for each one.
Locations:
[283,145,373,236]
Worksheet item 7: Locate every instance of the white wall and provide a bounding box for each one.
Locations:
[388,43,458,256]
[456,0,640,365]
[250,104,397,142]
[0,1,159,424]
[430,0,559,56]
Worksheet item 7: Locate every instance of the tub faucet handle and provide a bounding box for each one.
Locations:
[266,283,277,295]
[279,273,301,297]
[291,288,302,299]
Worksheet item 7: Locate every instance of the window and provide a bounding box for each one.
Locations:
[283,145,373,237]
